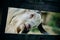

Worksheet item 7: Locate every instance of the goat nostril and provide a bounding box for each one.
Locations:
[30,14,34,18]
[28,24,31,28]
[17,27,21,33]
[24,24,31,30]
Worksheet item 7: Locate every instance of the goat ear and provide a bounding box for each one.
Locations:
[38,23,47,33]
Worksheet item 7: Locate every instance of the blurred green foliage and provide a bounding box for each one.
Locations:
[31,27,39,32]
[53,27,60,34]
[48,12,60,34]
[30,26,39,32]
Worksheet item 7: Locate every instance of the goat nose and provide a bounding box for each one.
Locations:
[28,24,31,29]
[25,24,31,30]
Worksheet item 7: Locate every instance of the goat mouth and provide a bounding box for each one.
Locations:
[21,24,31,33]
[17,24,31,33]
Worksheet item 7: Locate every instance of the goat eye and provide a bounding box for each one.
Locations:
[30,14,34,18]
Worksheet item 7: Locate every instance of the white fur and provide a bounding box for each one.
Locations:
[5,7,41,34]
